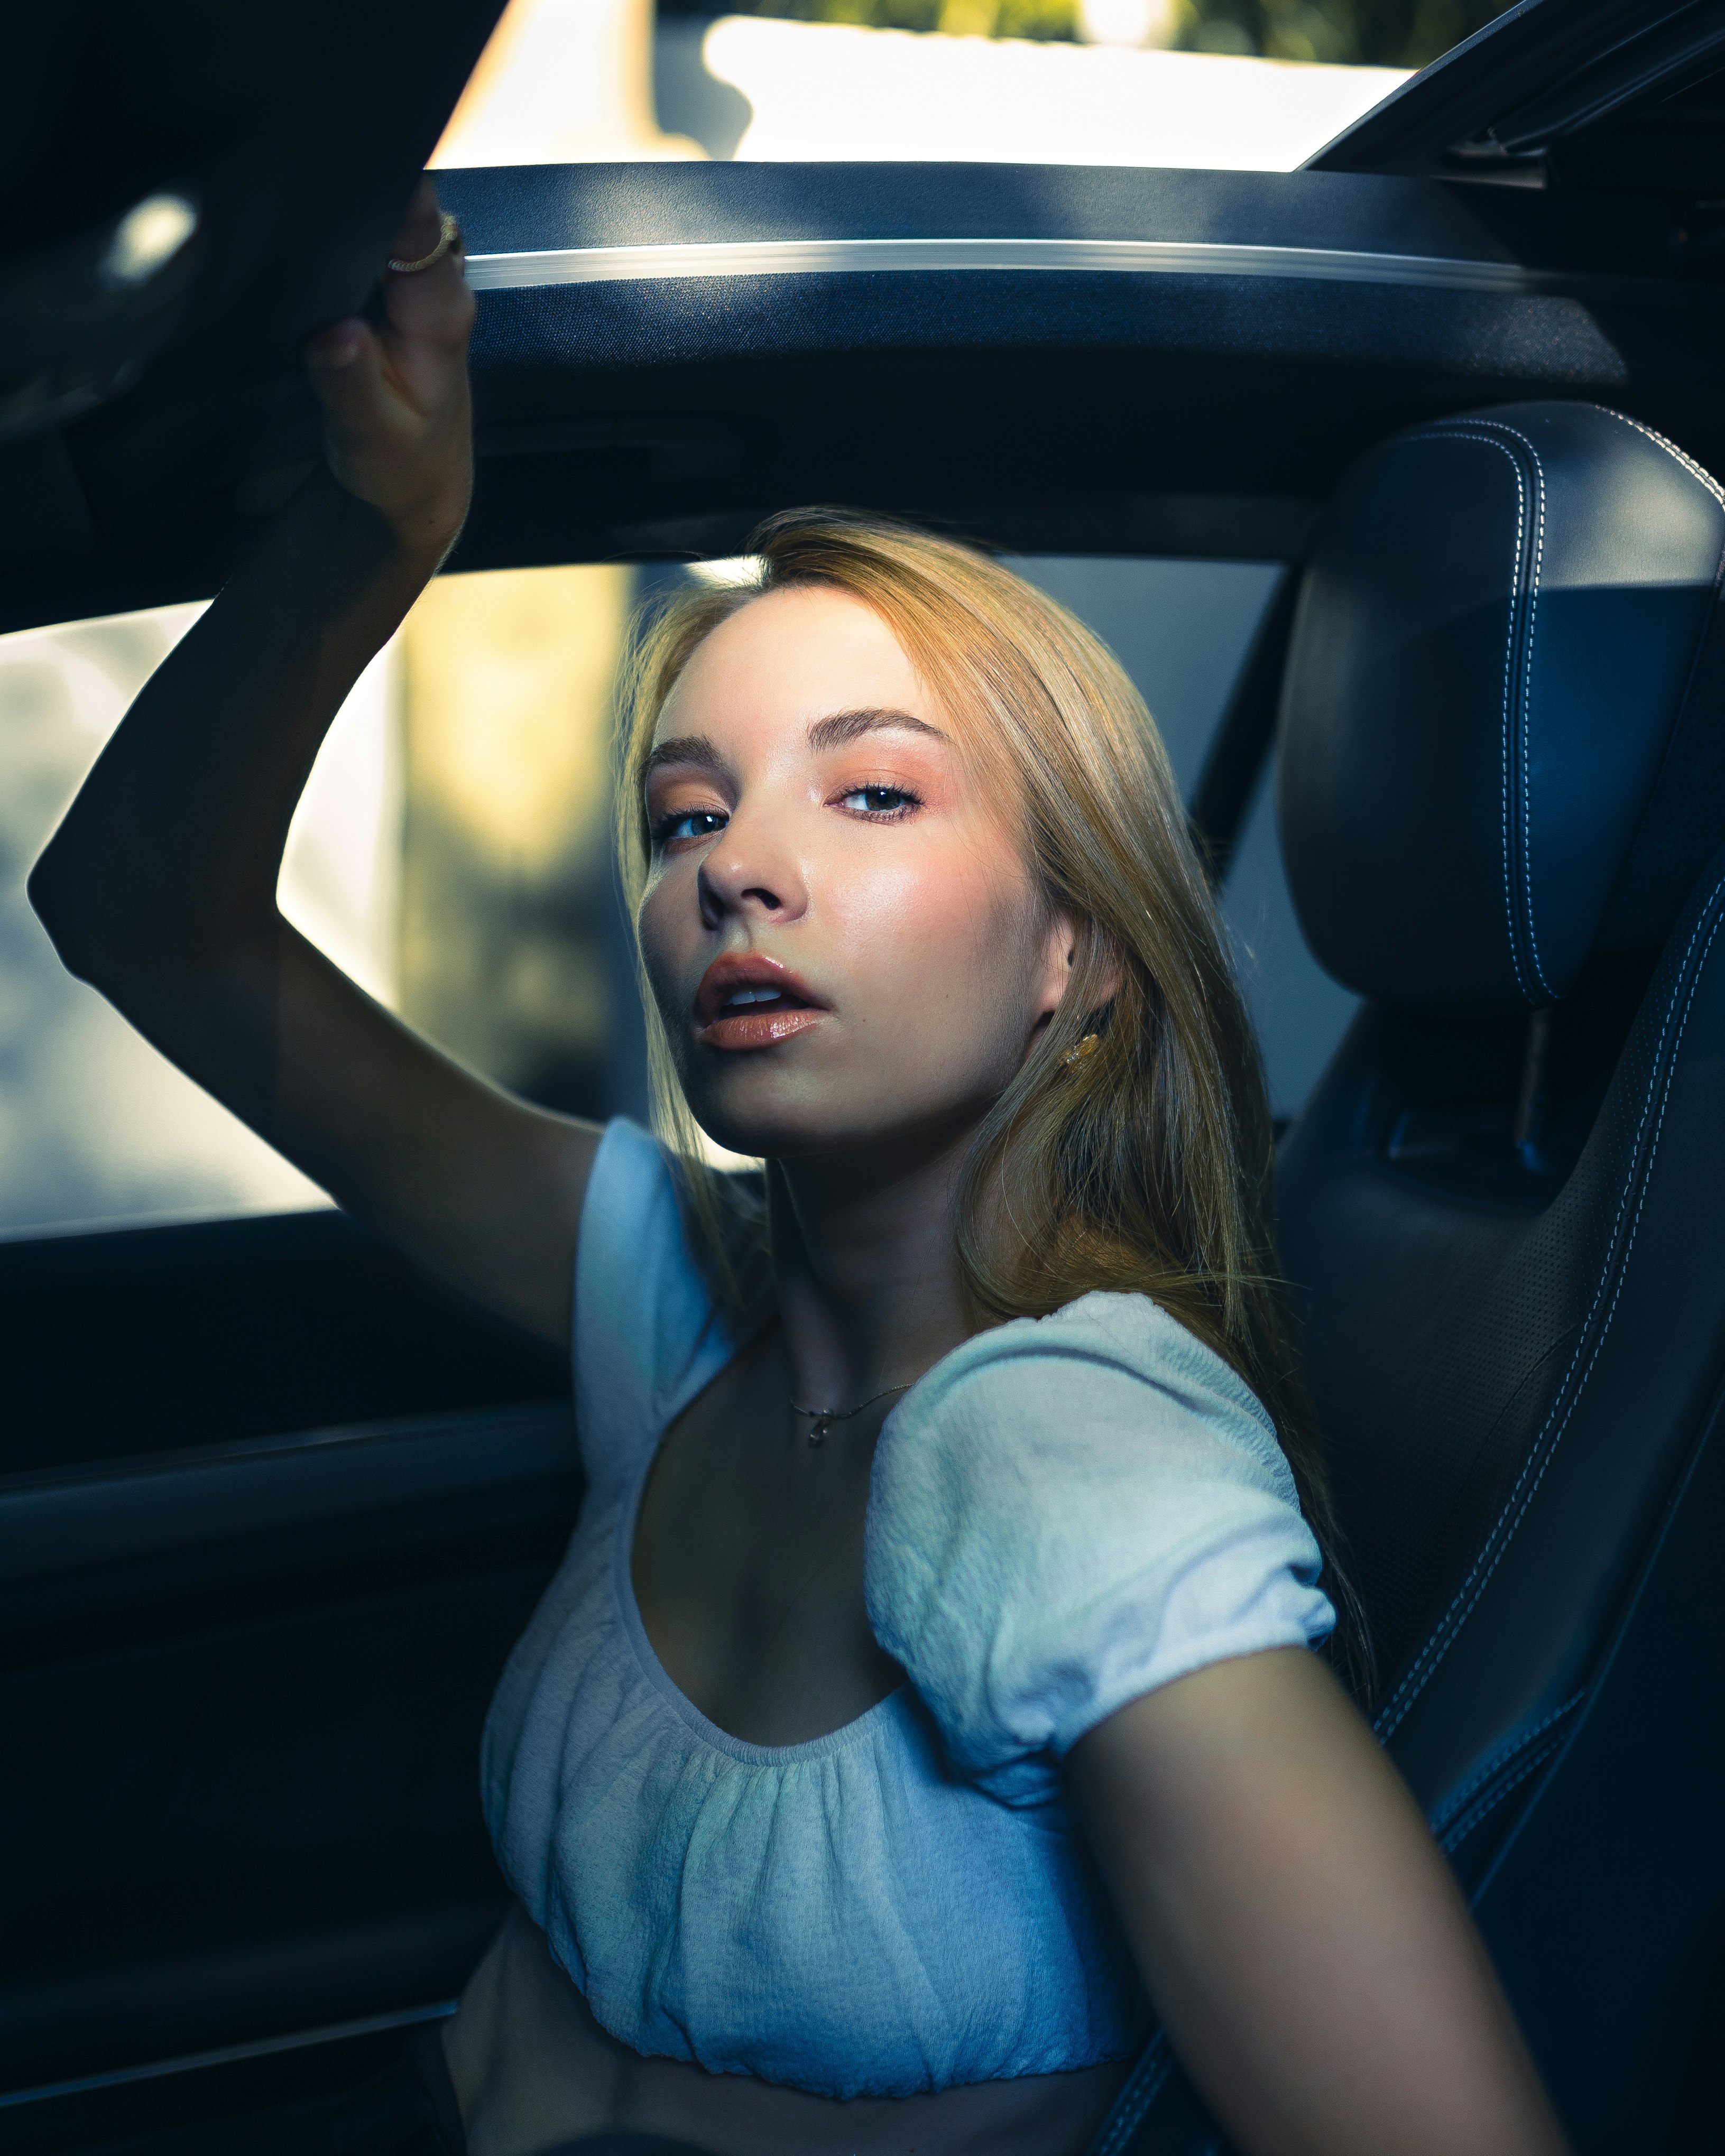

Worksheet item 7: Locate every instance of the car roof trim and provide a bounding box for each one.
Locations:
[462,232,1724,306]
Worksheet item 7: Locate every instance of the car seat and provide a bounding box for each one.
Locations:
[1106,400,1725,2156]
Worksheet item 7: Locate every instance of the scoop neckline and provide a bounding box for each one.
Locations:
[605,1281,1246,1765]
[612,1398,913,1768]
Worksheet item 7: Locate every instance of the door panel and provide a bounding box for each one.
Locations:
[0,1214,577,2101]
[3,1577,526,2086]
[0,1208,567,1479]
[2,1403,574,1637]
[1,1560,556,2092]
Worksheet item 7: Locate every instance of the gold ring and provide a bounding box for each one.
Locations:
[387,210,462,275]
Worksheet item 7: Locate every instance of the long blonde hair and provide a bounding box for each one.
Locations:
[613,509,1370,1693]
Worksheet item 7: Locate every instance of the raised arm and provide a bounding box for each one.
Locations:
[1068,1648,1571,2156]
[28,183,601,1345]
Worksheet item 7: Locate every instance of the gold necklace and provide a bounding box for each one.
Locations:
[789,1383,911,1447]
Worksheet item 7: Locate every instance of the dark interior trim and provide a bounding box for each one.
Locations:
[0,1999,455,2115]
[0,1401,579,1641]
[1311,0,1716,179]
[1190,567,1300,882]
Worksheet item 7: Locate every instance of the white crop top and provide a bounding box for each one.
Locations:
[481,1119,1334,2099]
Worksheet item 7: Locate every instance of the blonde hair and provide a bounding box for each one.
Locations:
[613,509,1370,1693]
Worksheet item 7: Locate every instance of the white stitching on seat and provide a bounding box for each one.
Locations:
[1586,404,1725,511]
[1438,1734,1566,1853]
[1093,2037,1174,2155]
[1468,420,1554,1000]
[1427,1687,1585,1831]
[1376,871,1725,1740]
[1380,883,1725,1732]
[1401,429,1531,1000]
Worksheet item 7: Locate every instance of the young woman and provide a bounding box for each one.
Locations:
[31,185,1570,2156]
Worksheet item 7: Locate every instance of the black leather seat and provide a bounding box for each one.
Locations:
[1119,401,1725,2155]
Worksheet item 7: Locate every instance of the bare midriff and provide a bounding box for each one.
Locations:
[444,1904,1134,2156]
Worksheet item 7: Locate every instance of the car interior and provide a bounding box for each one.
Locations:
[5,0,1725,2150]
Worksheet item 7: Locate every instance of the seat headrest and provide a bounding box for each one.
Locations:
[1277,402,1725,1013]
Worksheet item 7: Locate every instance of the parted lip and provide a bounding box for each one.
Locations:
[694,951,827,1026]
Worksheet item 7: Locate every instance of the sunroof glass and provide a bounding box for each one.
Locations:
[652,0,1519,69]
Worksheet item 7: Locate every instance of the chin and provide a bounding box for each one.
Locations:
[687,1088,865,1163]
[685,1066,993,1167]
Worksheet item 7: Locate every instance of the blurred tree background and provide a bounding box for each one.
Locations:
[1169,0,1516,62]
[660,0,1519,65]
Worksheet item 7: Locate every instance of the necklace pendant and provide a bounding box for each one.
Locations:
[807,1416,831,1447]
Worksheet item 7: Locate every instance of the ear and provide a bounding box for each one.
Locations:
[1031,911,1121,1033]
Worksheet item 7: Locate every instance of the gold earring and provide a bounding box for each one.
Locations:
[1061,1033,1100,1069]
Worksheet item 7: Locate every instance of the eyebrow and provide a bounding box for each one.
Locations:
[807,708,947,752]
[643,733,725,779]
[644,710,946,781]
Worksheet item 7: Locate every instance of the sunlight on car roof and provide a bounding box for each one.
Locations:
[428,0,1532,173]
[699,17,1405,167]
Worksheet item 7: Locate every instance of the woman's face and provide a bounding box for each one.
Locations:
[638,583,1074,1161]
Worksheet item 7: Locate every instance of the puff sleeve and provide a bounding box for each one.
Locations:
[865,1290,1335,1806]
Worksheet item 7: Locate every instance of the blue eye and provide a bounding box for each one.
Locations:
[840,785,919,817]
[651,808,728,847]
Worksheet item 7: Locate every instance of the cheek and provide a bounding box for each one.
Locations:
[635,869,694,1020]
[831,843,1040,1042]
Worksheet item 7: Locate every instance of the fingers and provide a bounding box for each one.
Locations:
[389,177,446,266]
[382,242,475,355]
[300,178,475,542]
[306,317,370,374]
[305,317,392,440]
[380,179,474,355]
[303,178,471,421]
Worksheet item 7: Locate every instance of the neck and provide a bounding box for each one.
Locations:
[767,1119,983,1411]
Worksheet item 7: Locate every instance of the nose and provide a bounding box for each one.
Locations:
[696,803,808,931]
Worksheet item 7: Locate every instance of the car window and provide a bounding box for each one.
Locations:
[0,608,328,1240]
[661,0,1516,69]
[1011,554,1275,797]
[0,568,629,1242]
[0,554,1350,1239]
[1013,557,1359,1119]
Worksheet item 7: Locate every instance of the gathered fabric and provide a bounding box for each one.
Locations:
[481,1121,1333,2100]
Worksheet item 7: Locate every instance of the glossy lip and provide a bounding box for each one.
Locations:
[694,951,828,1052]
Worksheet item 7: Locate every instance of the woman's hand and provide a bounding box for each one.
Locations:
[305,177,476,562]
[1068,1649,1571,2156]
